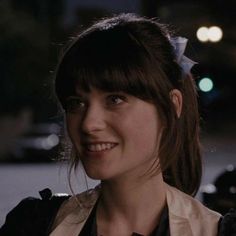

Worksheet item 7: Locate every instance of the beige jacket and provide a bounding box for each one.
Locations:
[50,184,221,236]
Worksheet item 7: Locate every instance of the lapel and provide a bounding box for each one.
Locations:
[49,187,100,236]
[168,213,193,236]
[166,184,221,236]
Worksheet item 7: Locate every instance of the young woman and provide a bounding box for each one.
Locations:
[1,13,235,236]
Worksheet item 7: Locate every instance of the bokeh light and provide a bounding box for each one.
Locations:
[208,26,223,42]
[199,77,214,92]
[196,26,223,42]
[197,27,209,42]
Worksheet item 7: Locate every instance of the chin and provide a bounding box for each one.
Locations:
[84,167,111,181]
[81,160,114,181]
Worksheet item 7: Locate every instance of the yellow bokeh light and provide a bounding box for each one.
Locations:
[196,27,209,42]
[208,26,223,42]
[196,26,223,43]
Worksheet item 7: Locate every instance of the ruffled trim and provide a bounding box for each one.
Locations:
[218,208,236,236]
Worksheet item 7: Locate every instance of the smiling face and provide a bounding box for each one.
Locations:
[65,87,163,181]
[55,14,202,195]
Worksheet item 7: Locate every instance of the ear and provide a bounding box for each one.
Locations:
[170,89,182,118]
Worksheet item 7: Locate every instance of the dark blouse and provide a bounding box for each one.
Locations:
[79,202,170,236]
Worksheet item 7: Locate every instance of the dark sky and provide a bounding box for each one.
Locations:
[64,0,140,24]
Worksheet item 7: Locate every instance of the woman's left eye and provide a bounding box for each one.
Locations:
[106,95,126,106]
[64,97,86,113]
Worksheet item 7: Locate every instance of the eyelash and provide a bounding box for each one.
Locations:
[64,98,85,113]
[64,94,127,113]
[106,94,126,106]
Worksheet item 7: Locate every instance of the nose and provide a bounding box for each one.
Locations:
[81,104,107,134]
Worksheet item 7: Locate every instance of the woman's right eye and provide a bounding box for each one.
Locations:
[64,98,86,113]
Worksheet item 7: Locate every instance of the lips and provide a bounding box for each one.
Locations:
[82,142,118,152]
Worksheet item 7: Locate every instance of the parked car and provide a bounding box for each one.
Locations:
[8,123,61,162]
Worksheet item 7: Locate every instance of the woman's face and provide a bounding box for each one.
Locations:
[66,87,163,181]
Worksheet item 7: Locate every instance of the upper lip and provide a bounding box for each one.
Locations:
[82,141,118,145]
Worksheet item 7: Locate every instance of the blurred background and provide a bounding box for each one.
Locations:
[0,0,235,225]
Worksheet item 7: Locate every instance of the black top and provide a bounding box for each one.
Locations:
[0,189,70,236]
[0,188,236,236]
[79,201,170,236]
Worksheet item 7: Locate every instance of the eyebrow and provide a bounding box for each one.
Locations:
[75,88,89,96]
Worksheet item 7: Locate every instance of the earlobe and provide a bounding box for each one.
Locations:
[170,89,183,118]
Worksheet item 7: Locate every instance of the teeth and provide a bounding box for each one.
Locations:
[96,144,101,151]
[87,143,116,152]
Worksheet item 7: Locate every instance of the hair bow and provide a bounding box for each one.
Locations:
[170,37,197,75]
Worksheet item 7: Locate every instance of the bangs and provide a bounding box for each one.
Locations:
[72,58,152,96]
[55,28,161,107]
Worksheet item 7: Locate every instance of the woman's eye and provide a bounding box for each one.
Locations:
[107,95,126,106]
[65,98,86,113]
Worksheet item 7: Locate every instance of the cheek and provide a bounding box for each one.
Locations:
[134,119,161,151]
[120,110,162,152]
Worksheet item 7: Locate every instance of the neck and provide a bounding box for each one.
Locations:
[97,173,166,235]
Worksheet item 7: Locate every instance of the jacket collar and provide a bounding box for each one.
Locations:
[165,184,221,236]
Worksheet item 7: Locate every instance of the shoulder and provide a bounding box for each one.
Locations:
[166,183,221,236]
[0,188,70,236]
[166,183,221,219]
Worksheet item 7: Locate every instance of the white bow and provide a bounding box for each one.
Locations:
[170,37,197,75]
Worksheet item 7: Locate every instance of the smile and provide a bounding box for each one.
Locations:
[85,143,117,152]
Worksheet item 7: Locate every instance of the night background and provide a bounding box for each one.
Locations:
[0,0,235,225]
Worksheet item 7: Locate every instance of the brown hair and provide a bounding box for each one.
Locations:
[55,13,202,196]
